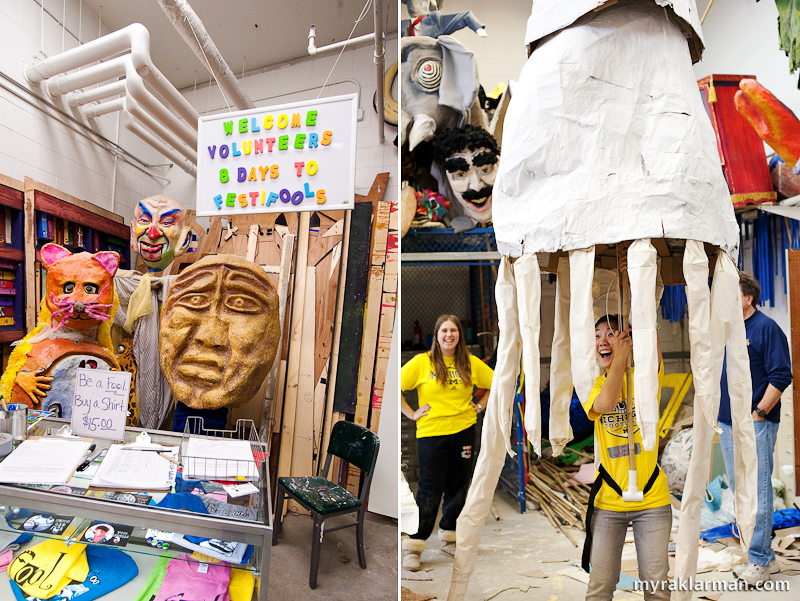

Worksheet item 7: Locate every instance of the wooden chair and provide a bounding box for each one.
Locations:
[272,421,380,589]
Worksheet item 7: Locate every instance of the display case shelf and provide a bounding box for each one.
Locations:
[0,418,272,601]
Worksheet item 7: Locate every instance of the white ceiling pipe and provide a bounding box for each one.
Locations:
[46,56,129,97]
[125,96,198,163]
[85,95,198,165]
[156,0,255,111]
[83,97,125,119]
[123,64,198,147]
[23,23,200,127]
[46,55,198,149]
[373,0,385,144]
[121,111,197,176]
[66,80,127,108]
[307,26,375,56]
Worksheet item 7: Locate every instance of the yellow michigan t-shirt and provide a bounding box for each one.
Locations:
[583,366,670,512]
[401,353,493,438]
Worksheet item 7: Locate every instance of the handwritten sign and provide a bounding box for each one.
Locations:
[195,93,357,216]
[70,368,132,441]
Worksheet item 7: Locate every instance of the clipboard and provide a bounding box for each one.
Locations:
[89,443,179,492]
[0,436,94,485]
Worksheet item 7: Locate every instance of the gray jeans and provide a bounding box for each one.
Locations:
[587,505,672,601]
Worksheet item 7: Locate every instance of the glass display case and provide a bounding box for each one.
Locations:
[0,418,272,601]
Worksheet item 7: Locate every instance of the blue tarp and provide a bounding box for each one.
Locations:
[699,508,800,542]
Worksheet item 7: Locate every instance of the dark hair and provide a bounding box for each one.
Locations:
[739,271,761,306]
[429,315,472,387]
[595,314,620,330]
[432,125,500,166]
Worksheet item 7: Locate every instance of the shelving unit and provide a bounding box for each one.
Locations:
[0,175,26,348]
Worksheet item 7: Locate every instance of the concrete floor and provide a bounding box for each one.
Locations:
[269,510,398,600]
[402,489,800,601]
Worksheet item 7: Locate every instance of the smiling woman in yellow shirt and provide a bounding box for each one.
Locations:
[581,314,671,601]
[400,315,493,573]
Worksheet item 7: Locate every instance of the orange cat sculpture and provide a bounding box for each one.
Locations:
[0,244,121,417]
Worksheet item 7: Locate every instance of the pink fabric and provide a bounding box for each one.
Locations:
[0,548,12,571]
[154,554,231,601]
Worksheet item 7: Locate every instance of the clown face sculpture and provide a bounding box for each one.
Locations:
[433,125,498,223]
[130,195,191,272]
[160,255,281,410]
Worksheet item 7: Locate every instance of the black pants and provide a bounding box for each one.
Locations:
[411,424,476,541]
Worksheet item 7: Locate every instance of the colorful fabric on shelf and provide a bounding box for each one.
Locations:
[131,553,175,601]
[0,548,13,572]
[7,540,88,600]
[228,568,256,601]
[170,535,249,564]
[156,492,210,514]
[414,189,450,222]
[9,547,138,601]
[153,554,231,601]
[185,554,254,601]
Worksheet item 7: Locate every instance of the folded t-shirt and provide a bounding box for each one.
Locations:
[156,493,209,515]
[132,553,176,601]
[10,547,138,601]
[154,554,231,601]
[228,568,256,601]
[7,540,88,600]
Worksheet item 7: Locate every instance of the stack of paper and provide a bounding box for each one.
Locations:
[90,445,178,491]
[183,438,259,481]
[0,438,92,485]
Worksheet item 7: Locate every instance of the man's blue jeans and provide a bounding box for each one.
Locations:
[719,419,779,566]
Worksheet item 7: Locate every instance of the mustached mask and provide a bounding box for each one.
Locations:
[432,124,499,223]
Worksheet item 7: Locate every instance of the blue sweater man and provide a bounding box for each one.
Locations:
[718,272,792,586]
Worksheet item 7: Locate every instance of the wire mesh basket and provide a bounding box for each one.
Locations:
[180,417,271,524]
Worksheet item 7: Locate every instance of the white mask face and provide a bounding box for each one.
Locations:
[444,147,498,222]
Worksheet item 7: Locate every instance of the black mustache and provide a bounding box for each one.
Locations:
[461,186,493,201]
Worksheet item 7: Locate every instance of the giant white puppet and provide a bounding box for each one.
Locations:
[448,2,758,600]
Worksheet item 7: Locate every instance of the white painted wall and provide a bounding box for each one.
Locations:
[0,0,168,225]
[401,0,530,92]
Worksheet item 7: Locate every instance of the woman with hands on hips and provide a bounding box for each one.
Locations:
[400,315,493,573]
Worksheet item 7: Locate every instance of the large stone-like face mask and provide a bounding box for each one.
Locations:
[130,195,191,272]
[444,146,498,222]
[160,255,281,410]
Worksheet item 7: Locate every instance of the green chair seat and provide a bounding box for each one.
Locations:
[277,476,362,515]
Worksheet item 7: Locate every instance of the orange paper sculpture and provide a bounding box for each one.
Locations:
[0,244,121,417]
[735,78,800,169]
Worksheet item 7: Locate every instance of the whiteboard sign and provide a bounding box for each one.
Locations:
[70,368,132,441]
[196,93,357,216]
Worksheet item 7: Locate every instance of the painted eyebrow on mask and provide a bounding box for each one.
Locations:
[472,151,498,167]
[444,157,470,172]
[137,202,153,219]
[160,208,182,219]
